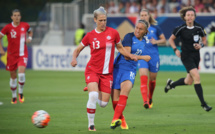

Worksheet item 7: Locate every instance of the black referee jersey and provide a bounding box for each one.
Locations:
[172,22,206,54]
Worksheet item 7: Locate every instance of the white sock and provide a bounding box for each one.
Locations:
[18,73,25,94]
[87,91,98,127]
[97,99,108,108]
[10,78,17,98]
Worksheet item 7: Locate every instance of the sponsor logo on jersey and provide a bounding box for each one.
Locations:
[21,28,25,31]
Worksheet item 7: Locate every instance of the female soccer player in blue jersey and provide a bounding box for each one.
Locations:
[138,9,166,109]
[110,20,151,129]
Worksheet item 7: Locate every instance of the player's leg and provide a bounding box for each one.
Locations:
[87,82,99,131]
[111,80,132,129]
[10,70,17,104]
[97,73,113,108]
[189,68,212,111]
[17,56,28,103]
[139,68,149,108]
[148,59,159,108]
[18,66,26,103]
[148,72,157,108]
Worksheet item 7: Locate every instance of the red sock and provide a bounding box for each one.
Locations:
[112,95,128,121]
[112,100,124,119]
[149,80,156,100]
[112,101,118,110]
[140,75,148,103]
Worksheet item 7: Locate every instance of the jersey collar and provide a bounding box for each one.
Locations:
[11,22,18,27]
[186,26,194,29]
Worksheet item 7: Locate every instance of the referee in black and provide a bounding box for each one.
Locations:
[164,6,212,112]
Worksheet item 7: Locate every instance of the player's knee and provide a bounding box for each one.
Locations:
[98,100,108,108]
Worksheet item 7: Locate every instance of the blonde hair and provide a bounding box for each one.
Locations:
[140,9,157,25]
[179,6,196,21]
[93,6,107,19]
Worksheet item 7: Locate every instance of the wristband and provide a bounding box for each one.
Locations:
[201,43,204,48]
[173,48,178,52]
[28,36,32,40]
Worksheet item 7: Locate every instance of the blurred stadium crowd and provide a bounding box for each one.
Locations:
[106,0,215,16]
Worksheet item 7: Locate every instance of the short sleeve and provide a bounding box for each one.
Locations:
[172,26,181,37]
[122,33,133,47]
[200,27,207,37]
[155,26,163,37]
[0,25,9,36]
[114,30,121,44]
[81,32,89,46]
[26,23,31,32]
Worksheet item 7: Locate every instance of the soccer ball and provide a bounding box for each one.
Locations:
[32,110,50,128]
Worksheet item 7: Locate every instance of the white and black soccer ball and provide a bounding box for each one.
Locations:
[32,110,50,128]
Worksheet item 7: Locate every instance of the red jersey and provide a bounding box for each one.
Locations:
[81,26,121,74]
[0,22,30,57]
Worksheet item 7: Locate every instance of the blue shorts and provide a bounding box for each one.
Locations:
[138,57,160,73]
[112,68,136,90]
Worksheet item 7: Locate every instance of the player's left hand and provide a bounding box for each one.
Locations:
[193,43,201,50]
[150,37,157,45]
[26,38,32,44]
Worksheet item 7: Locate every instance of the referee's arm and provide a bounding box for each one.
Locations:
[169,34,181,57]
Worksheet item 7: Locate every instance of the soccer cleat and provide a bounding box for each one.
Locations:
[83,87,88,92]
[201,104,212,112]
[19,94,24,103]
[149,99,153,108]
[110,119,122,129]
[88,125,96,131]
[143,101,149,109]
[120,116,128,129]
[11,98,17,104]
[164,79,174,93]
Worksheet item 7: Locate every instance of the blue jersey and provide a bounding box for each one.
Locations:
[138,25,163,73]
[114,32,146,72]
[144,25,163,56]
[113,32,146,89]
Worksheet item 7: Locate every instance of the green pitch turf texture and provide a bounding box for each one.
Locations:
[0,70,214,134]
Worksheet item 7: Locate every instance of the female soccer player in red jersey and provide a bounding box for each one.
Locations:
[71,7,137,131]
[0,9,33,104]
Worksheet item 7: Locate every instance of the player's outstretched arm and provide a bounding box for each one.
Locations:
[71,44,85,67]
[137,55,151,62]
[0,34,5,56]
[116,43,138,61]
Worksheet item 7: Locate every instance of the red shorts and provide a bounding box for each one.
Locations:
[85,69,113,94]
[6,55,28,71]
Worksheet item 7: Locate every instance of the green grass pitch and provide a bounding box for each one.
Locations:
[0,69,214,134]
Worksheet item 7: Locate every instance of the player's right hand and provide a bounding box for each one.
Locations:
[130,54,138,61]
[71,59,77,67]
